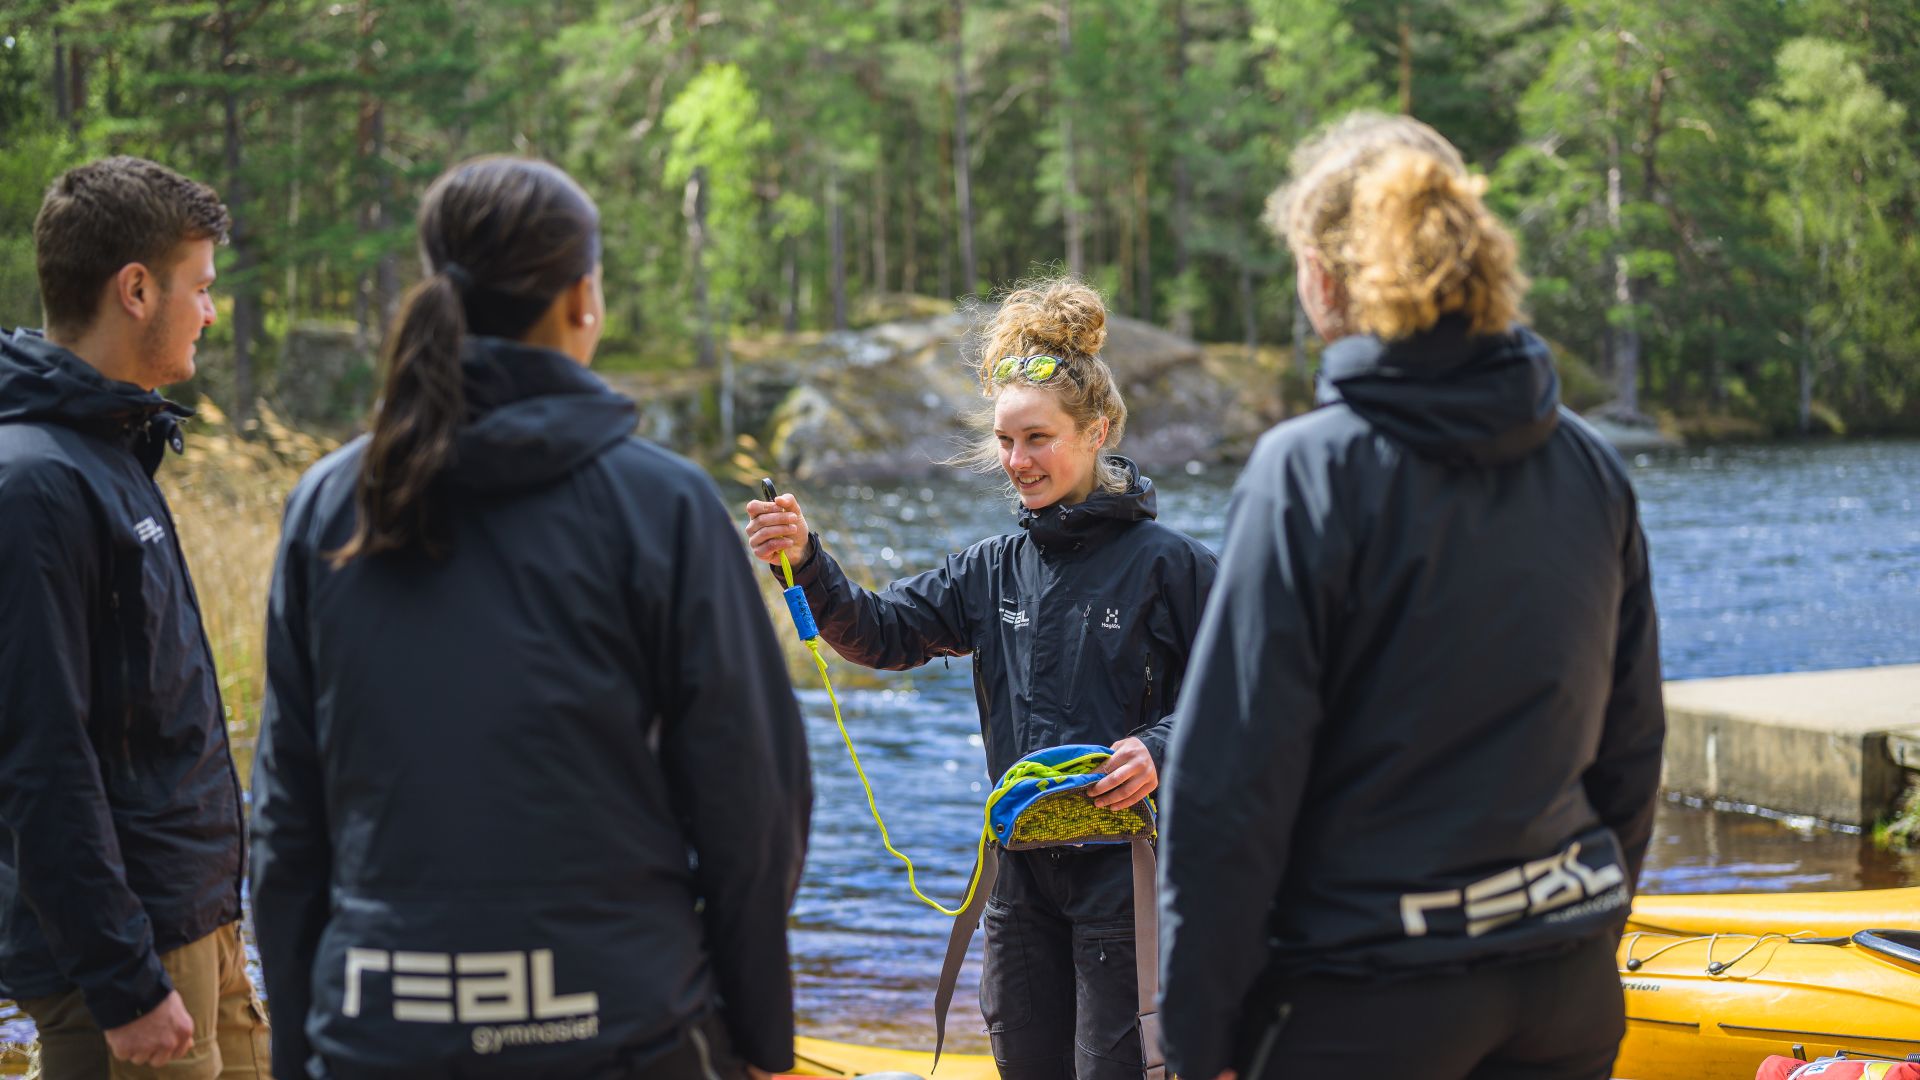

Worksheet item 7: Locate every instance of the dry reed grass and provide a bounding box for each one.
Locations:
[159,402,338,775]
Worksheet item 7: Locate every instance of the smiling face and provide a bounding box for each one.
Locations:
[994,383,1106,510]
[135,238,218,389]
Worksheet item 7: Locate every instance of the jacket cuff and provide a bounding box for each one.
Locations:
[82,951,174,1032]
[1129,722,1171,773]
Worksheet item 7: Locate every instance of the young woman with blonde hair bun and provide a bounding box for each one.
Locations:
[1158,113,1664,1080]
[746,278,1216,1080]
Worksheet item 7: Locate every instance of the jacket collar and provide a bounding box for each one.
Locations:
[0,327,195,476]
[1018,456,1157,553]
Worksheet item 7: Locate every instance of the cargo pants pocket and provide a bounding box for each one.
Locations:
[979,897,1031,1035]
[1071,915,1143,1078]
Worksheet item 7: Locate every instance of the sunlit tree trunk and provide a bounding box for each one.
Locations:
[950,0,977,296]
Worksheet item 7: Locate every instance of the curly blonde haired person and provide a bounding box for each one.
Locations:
[1158,114,1663,1080]
[1269,111,1526,342]
[745,274,1217,1079]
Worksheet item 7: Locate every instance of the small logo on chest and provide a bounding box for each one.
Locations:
[1000,601,1030,629]
[133,517,165,544]
[1101,607,1121,630]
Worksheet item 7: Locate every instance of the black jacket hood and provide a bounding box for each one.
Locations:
[1018,455,1158,551]
[1316,317,1560,466]
[0,328,192,473]
[446,336,637,494]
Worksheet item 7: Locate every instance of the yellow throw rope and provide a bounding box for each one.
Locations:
[776,544,987,917]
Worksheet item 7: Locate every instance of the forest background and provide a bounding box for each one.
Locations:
[1,0,1918,441]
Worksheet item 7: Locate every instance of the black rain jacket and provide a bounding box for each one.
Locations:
[0,329,244,1029]
[1158,319,1665,1079]
[249,338,812,1080]
[784,460,1217,782]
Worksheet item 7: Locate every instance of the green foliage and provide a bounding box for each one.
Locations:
[1754,37,1920,423]
[665,62,774,323]
[0,127,78,324]
[1,0,1916,431]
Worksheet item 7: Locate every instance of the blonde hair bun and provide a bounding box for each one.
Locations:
[986,279,1108,363]
[958,277,1132,498]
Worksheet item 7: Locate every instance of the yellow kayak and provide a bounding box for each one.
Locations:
[1629,887,1920,937]
[1613,926,1920,1080]
[788,1035,997,1079]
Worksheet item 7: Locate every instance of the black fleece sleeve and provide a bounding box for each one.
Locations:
[249,482,333,1080]
[0,462,173,1030]
[1583,493,1665,890]
[781,535,975,670]
[667,480,812,1072]
[1157,438,1343,1080]
[1129,540,1219,771]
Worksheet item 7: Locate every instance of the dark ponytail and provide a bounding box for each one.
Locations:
[331,157,600,567]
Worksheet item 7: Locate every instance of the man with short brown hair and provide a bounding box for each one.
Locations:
[0,156,270,1078]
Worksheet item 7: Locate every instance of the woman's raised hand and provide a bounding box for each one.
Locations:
[745,492,813,567]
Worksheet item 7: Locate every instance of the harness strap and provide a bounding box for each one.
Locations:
[1132,836,1165,1080]
[932,845,999,1071]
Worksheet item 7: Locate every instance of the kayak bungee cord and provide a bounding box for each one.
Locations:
[762,479,987,916]
[1619,929,1848,975]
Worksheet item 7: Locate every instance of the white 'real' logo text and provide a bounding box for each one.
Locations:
[342,947,603,1054]
[133,517,165,544]
[342,947,597,1024]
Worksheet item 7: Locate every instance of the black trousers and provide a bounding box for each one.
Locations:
[979,845,1145,1080]
[1238,932,1625,1080]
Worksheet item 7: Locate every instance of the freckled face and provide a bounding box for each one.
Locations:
[994,384,1102,510]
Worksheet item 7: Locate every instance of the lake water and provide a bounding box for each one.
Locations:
[5,439,1918,1062]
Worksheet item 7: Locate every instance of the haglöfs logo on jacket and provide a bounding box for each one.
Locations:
[1101,607,1121,630]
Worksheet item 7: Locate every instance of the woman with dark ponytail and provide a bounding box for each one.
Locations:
[250,157,812,1080]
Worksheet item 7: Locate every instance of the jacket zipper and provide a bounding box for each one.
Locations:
[1244,1001,1291,1080]
[144,464,248,898]
[687,1024,724,1080]
[108,587,134,761]
[1061,602,1092,711]
[974,652,993,774]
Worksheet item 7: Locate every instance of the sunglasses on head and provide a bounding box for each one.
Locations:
[992,354,1075,385]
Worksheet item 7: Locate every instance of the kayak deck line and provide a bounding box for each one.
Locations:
[1713,1023,1920,1047]
[1624,1016,1703,1029]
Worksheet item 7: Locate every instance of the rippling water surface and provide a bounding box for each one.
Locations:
[5,440,1918,1062]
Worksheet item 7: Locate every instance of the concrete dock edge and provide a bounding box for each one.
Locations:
[1660,665,1920,827]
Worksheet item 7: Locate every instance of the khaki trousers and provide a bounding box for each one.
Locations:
[19,922,272,1080]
